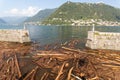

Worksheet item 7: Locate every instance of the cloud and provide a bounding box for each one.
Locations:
[5,6,40,16]
[96,1,104,4]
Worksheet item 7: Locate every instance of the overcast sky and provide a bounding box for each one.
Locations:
[0,0,120,17]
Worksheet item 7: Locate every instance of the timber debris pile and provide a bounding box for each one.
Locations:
[0,40,120,80]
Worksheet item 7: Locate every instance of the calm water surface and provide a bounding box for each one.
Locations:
[0,24,120,47]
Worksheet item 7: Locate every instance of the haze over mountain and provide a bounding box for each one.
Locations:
[0,18,6,24]
[24,8,56,23]
[42,1,120,25]
[2,17,28,24]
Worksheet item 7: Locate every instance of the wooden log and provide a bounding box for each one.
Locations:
[41,72,49,80]
[71,74,82,80]
[89,53,120,64]
[33,53,69,59]
[30,67,38,80]
[11,57,14,74]
[6,57,14,74]
[67,67,73,80]
[62,41,68,46]
[89,60,99,78]
[62,47,79,52]
[0,63,5,71]
[14,54,22,78]
[88,76,99,80]
[55,62,65,80]
[36,53,65,56]
[23,66,38,80]
[40,72,46,80]
[62,47,86,54]
[101,63,120,68]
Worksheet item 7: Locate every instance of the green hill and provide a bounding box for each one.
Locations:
[24,8,56,23]
[42,1,120,26]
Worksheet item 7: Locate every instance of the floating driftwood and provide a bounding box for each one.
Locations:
[0,39,120,80]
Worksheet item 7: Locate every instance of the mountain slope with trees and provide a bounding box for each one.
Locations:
[42,1,120,26]
[24,8,56,23]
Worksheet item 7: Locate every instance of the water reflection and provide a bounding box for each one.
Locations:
[0,25,120,46]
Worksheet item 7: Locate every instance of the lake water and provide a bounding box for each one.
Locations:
[0,24,120,47]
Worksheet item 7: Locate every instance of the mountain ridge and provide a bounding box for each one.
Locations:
[24,8,56,23]
[42,1,120,26]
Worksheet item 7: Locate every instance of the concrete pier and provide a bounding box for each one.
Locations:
[0,29,30,43]
[86,27,120,50]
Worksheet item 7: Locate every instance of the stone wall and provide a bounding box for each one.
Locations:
[0,29,30,43]
[86,31,120,50]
